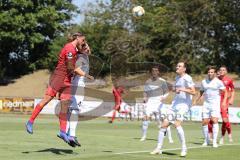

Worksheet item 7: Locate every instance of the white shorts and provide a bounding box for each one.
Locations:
[163,103,189,122]
[158,104,169,119]
[119,102,132,113]
[202,101,221,119]
[144,100,162,117]
[70,84,85,111]
[70,95,84,111]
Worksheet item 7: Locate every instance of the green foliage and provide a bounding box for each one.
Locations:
[68,0,240,75]
[0,0,78,80]
[1,0,239,80]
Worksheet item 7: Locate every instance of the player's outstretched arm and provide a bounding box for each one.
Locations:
[176,86,196,95]
[74,67,94,80]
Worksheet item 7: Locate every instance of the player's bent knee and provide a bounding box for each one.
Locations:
[211,117,218,123]
[202,118,210,124]
[174,120,182,127]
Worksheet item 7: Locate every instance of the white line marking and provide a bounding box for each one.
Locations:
[126,153,200,160]
[114,143,240,155]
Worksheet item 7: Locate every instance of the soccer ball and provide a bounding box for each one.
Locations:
[132,6,145,17]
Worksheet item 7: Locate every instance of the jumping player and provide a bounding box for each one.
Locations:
[26,33,87,143]
[66,43,93,147]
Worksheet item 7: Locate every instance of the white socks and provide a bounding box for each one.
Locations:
[176,126,187,150]
[213,123,219,144]
[142,120,149,138]
[157,128,167,149]
[167,126,173,142]
[202,125,209,143]
[68,109,79,137]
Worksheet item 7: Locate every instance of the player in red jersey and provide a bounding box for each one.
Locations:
[218,66,235,144]
[26,32,87,143]
[109,86,129,123]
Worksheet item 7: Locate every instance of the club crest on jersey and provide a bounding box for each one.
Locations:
[67,52,73,59]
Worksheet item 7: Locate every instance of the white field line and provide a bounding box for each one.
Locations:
[126,153,200,160]
[114,143,240,155]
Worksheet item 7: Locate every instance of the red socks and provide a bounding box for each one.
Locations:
[111,111,117,123]
[29,102,69,133]
[29,104,44,123]
[225,122,232,134]
[221,122,226,136]
[222,122,231,136]
[59,112,68,132]
[208,121,213,133]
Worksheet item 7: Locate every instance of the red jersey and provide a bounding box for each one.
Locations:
[220,76,234,99]
[113,87,124,106]
[49,43,77,91]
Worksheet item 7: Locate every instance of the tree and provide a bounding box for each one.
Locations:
[49,0,240,77]
[0,0,78,81]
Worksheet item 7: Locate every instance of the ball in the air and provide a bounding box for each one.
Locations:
[132,6,145,17]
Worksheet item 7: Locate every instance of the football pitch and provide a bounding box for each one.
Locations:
[1,114,240,160]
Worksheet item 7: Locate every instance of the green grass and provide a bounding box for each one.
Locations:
[0,114,240,160]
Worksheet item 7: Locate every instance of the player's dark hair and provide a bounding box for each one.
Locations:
[207,66,217,73]
[179,61,187,69]
[150,65,160,72]
[220,65,228,71]
[177,61,190,73]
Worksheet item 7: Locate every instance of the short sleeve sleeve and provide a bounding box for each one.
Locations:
[75,56,83,68]
[200,81,204,91]
[162,80,169,94]
[185,75,195,87]
[144,82,149,92]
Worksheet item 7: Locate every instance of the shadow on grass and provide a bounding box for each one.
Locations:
[102,150,113,153]
[22,148,75,155]
[133,137,157,141]
[162,151,177,156]
[191,142,203,145]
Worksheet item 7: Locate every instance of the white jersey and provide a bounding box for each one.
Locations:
[143,77,169,117]
[70,53,89,109]
[144,77,169,102]
[71,53,89,87]
[200,77,225,103]
[172,74,194,107]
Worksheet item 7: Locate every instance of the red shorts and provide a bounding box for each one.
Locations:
[45,82,71,100]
